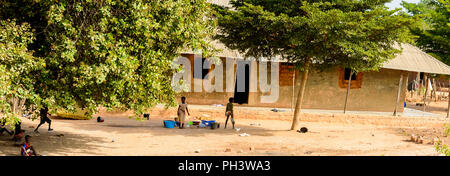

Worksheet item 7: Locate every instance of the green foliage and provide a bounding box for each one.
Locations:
[435,124,450,156]
[435,138,450,156]
[402,0,449,65]
[0,19,43,127]
[418,86,426,95]
[214,0,416,72]
[0,0,216,121]
[445,123,450,137]
[55,108,90,120]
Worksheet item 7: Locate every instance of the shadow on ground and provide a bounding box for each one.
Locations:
[51,116,285,137]
[0,123,110,156]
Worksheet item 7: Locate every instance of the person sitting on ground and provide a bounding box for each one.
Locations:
[21,135,38,156]
[34,107,53,133]
[0,119,13,136]
[224,97,235,129]
[12,121,25,142]
[177,96,190,129]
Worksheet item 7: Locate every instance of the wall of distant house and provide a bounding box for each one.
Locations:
[177,54,407,113]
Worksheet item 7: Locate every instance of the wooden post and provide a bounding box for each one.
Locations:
[431,78,434,101]
[423,74,428,111]
[410,77,414,98]
[290,59,310,131]
[344,70,353,114]
[405,72,409,106]
[394,72,404,116]
[433,78,437,102]
[416,72,421,96]
[437,82,441,100]
[447,80,450,118]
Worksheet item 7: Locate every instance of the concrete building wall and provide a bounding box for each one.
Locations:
[177,54,407,112]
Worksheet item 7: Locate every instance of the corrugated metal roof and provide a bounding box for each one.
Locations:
[381,43,450,75]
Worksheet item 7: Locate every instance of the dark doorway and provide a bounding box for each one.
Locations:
[344,68,356,80]
[234,64,250,104]
[193,58,210,79]
[420,72,424,83]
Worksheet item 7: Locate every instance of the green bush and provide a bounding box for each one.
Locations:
[55,109,90,120]
[435,139,450,156]
[445,124,450,137]
[435,124,450,156]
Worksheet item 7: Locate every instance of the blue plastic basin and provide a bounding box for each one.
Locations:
[164,120,176,128]
[201,120,216,127]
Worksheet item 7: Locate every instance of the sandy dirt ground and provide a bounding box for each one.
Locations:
[406,90,450,117]
[407,100,449,117]
[1,112,448,156]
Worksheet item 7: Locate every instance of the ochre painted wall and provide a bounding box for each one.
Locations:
[176,54,407,112]
[300,68,407,112]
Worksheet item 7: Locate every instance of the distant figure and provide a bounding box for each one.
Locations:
[224,97,235,129]
[97,116,104,123]
[12,121,24,142]
[177,97,190,129]
[34,107,53,133]
[21,135,37,156]
[0,119,13,136]
[408,80,418,92]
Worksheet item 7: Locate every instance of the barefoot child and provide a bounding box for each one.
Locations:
[0,119,13,136]
[12,121,25,142]
[177,97,190,129]
[34,107,53,133]
[21,135,38,156]
[224,97,235,129]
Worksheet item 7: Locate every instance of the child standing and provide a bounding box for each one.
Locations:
[225,97,235,129]
[177,97,190,129]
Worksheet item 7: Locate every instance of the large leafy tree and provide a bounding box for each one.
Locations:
[214,0,415,130]
[0,20,43,127]
[0,0,215,123]
[402,0,449,65]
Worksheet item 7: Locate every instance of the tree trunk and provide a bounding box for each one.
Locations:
[393,72,404,116]
[343,70,353,114]
[290,60,310,131]
[291,70,295,112]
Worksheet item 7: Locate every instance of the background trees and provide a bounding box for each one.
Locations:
[0,0,216,124]
[214,0,416,130]
[0,20,43,127]
[402,0,449,65]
